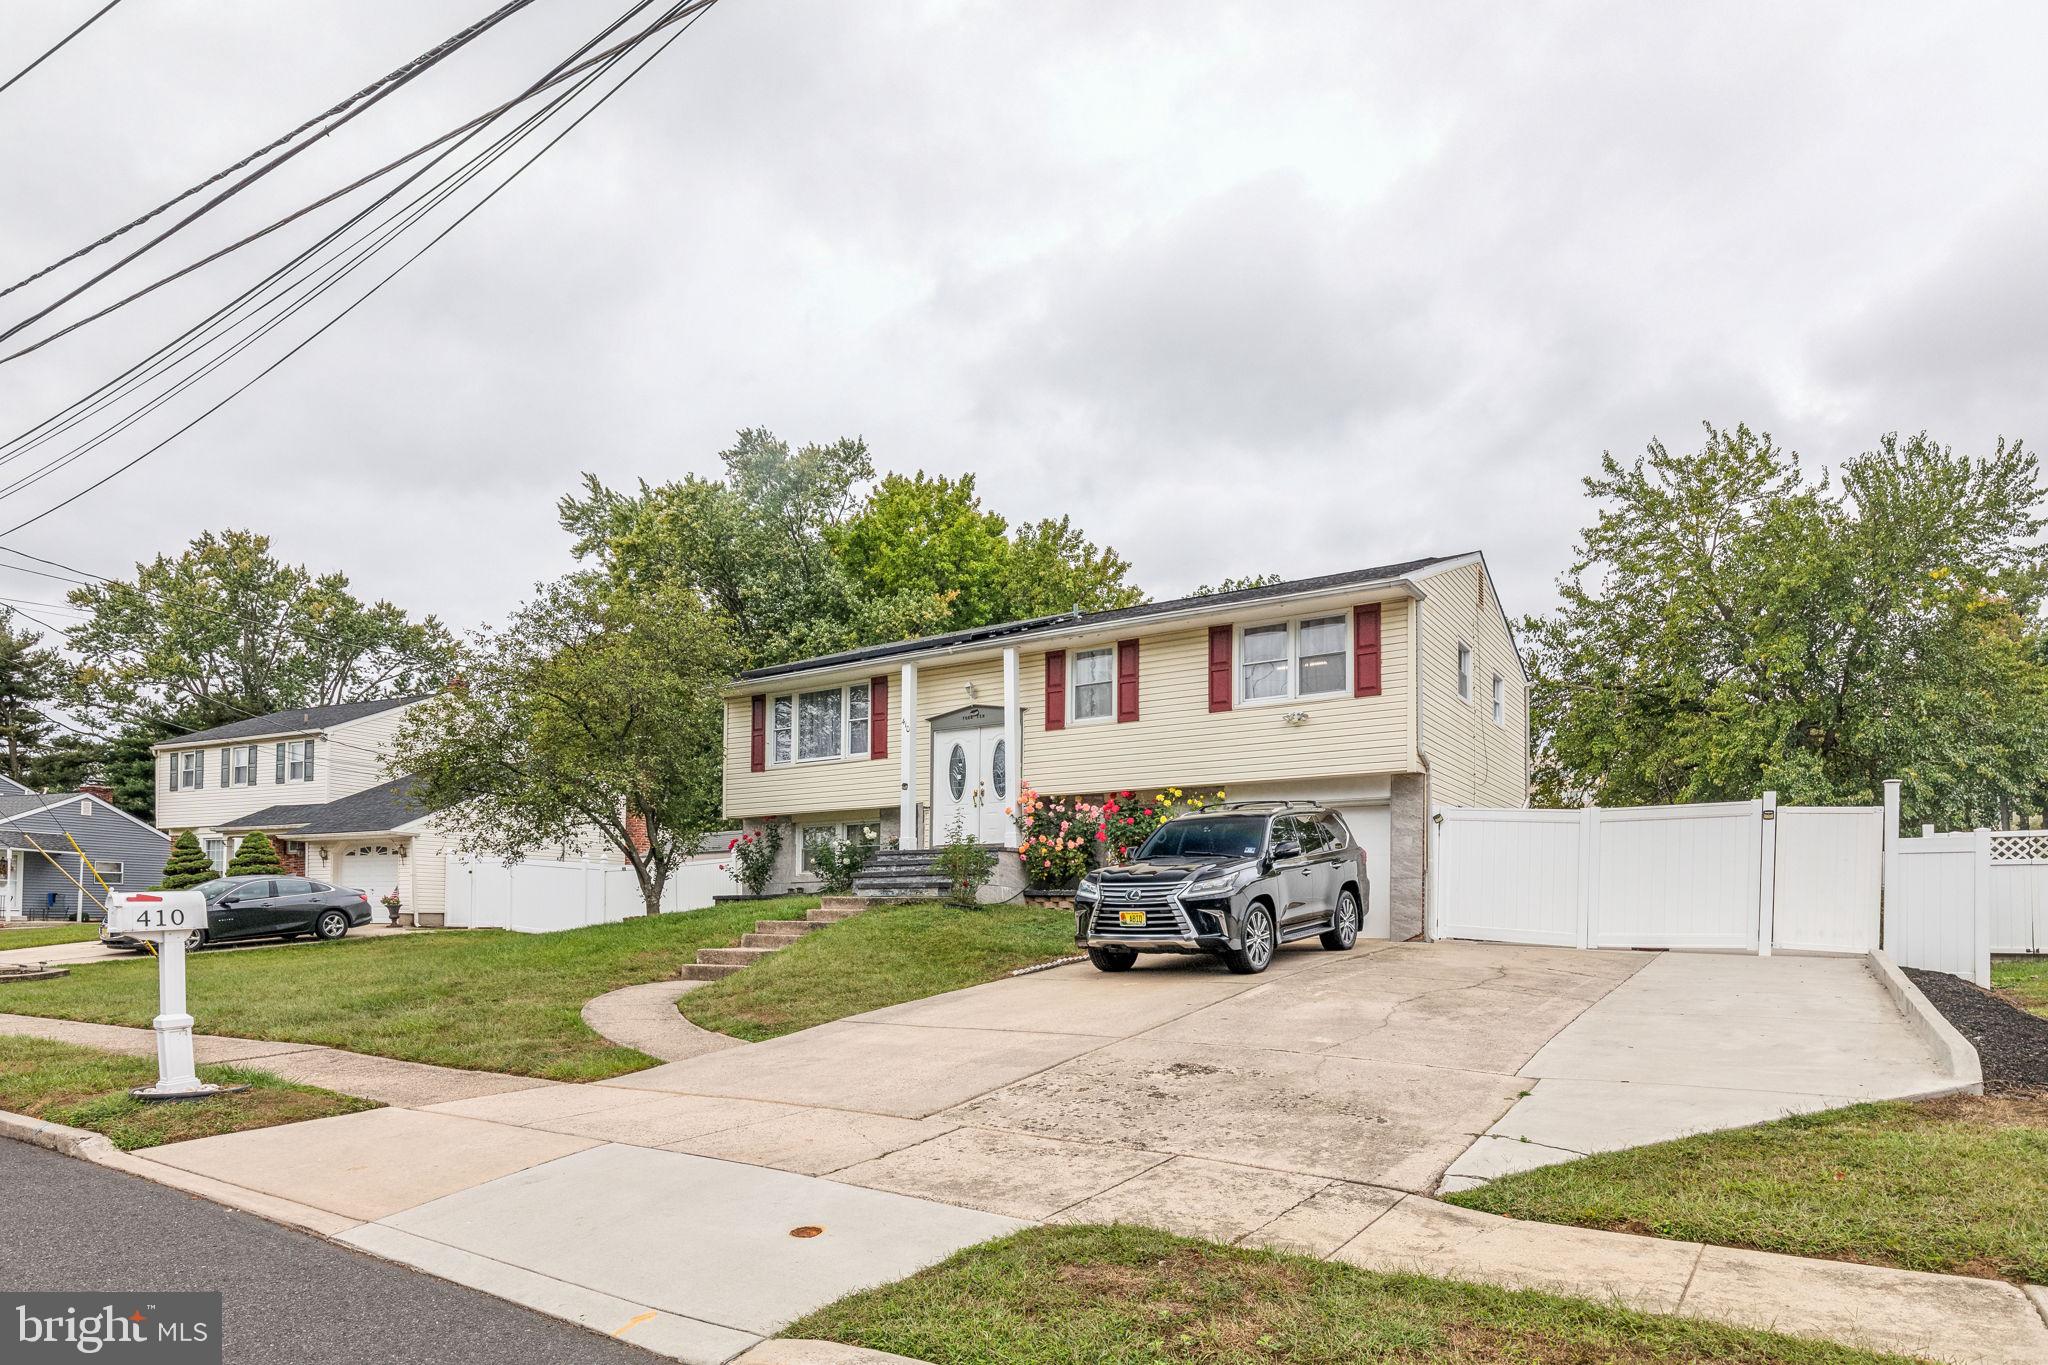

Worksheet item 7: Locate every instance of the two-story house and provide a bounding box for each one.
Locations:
[721,552,1529,939]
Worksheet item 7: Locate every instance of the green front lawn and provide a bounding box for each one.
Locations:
[1447,1093,2048,1283]
[0,897,815,1081]
[0,922,103,951]
[1992,956,2048,1018]
[786,1224,1903,1364]
[678,901,1075,1041]
[0,1035,375,1149]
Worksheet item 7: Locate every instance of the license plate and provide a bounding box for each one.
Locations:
[1119,909,1147,927]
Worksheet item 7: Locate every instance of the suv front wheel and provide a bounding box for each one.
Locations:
[1224,902,1276,974]
[1087,946,1137,973]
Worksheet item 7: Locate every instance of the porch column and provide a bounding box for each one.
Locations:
[1001,646,1020,848]
[899,662,919,849]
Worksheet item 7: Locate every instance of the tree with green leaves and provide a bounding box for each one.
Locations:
[1526,425,2048,828]
[226,831,287,876]
[65,529,457,729]
[392,575,735,916]
[0,611,64,783]
[563,433,1143,667]
[156,831,216,890]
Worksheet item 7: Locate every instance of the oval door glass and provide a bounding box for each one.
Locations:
[947,744,967,800]
[992,739,1007,798]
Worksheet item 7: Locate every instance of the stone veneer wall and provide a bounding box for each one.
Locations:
[1388,772,1427,940]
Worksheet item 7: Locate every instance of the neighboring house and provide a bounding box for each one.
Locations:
[153,697,621,927]
[0,773,35,798]
[721,553,1529,938]
[0,788,170,922]
[151,697,425,881]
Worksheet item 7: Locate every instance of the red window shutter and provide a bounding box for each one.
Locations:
[1044,650,1066,730]
[1354,603,1383,697]
[1116,639,1140,723]
[1208,626,1233,713]
[870,675,889,759]
[749,695,766,772]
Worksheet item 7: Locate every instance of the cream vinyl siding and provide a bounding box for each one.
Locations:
[1415,559,1529,808]
[325,706,410,797]
[1016,599,1413,800]
[722,689,897,820]
[909,655,1009,811]
[154,738,335,831]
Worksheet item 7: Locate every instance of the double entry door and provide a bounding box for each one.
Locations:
[931,723,1013,845]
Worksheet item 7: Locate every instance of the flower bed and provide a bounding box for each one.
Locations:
[1013,783,1229,888]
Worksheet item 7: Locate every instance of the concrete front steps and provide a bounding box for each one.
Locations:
[677,899,865,981]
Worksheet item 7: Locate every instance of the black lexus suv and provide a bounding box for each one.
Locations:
[1074,801,1367,974]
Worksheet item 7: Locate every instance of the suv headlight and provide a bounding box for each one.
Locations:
[1076,873,1101,903]
[1183,864,1252,898]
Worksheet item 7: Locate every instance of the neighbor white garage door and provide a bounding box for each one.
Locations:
[339,844,403,898]
[1332,804,1391,939]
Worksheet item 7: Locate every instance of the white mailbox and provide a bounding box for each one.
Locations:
[107,890,227,1100]
[106,890,206,938]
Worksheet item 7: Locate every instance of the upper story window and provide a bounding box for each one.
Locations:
[167,750,205,791]
[276,739,316,783]
[1070,646,1115,722]
[1492,674,1505,725]
[228,744,260,786]
[771,681,870,765]
[1457,642,1473,701]
[1240,614,1349,704]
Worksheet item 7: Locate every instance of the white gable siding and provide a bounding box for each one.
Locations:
[1416,559,1528,808]
[326,705,411,799]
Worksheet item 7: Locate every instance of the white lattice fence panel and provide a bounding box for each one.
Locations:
[1989,832,2048,864]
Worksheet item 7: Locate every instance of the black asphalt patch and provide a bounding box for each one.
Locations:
[1903,966,2048,1092]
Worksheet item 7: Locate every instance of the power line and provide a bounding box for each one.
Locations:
[0,0,541,341]
[0,0,720,535]
[0,0,663,471]
[0,0,714,361]
[0,6,659,506]
[0,0,125,100]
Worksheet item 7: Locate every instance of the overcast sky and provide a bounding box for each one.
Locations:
[3,0,2044,643]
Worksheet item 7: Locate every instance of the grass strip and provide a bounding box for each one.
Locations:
[677,901,1076,1041]
[787,1223,1906,1364]
[1447,1093,2048,1283]
[0,1034,376,1150]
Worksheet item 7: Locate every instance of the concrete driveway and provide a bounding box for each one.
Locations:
[112,938,1975,1361]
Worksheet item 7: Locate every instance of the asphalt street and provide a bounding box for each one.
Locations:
[0,1138,664,1364]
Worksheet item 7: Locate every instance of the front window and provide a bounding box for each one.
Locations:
[798,687,844,761]
[771,683,871,765]
[1070,647,1114,721]
[1136,815,1268,861]
[801,821,882,874]
[231,744,258,786]
[94,861,125,886]
[180,751,203,789]
[1241,615,1350,703]
[204,838,227,873]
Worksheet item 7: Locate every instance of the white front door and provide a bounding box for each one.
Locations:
[932,725,1013,845]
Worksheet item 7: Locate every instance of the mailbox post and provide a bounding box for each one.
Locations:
[106,890,231,1100]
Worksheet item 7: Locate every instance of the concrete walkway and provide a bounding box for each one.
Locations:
[581,979,748,1063]
[3,942,2039,1363]
[1439,950,1966,1189]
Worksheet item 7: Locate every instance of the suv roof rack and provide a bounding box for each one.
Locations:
[1194,799,1323,811]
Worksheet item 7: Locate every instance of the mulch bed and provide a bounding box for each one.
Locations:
[1904,966,2048,1092]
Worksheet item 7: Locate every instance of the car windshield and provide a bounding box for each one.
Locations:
[1137,815,1268,860]
[193,878,252,902]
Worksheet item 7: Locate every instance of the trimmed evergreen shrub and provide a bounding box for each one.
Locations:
[225,831,287,876]
[156,830,216,890]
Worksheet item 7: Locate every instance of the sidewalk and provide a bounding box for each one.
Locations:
[4,1007,2047,1364]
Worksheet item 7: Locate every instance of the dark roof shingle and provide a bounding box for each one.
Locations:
[224,776,427,837]
[736,554,1460,682]
[162,697,423,749]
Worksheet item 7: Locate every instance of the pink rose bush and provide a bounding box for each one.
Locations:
[1013,783,1230,888]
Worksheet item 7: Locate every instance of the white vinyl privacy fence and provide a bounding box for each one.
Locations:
[444,855,740,932]
[1429,781,2005,983]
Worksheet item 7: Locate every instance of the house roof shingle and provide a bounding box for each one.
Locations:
[735,554,1462,684]
[160,696,423,749]
[223,776,427,837]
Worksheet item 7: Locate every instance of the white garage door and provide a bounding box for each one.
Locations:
[1332,804,1391,939]
[339,844,403,898]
